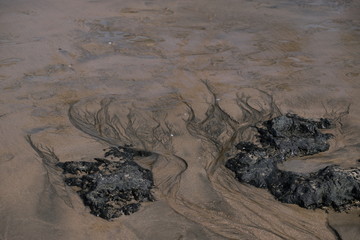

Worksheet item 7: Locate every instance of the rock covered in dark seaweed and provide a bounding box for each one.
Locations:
[57,146,154,220]
[267,166,360,209]
[258,114,333,157]
[226,114,360,210]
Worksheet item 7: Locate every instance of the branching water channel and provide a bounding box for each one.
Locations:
[27,82,359,239]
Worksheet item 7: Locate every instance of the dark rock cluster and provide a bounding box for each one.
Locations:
[226,114,360,210]
[57,146,154,220]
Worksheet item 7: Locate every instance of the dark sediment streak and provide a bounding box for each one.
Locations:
[226,114,360,210]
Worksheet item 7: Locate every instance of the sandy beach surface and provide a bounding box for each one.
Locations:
[1,0,359,239]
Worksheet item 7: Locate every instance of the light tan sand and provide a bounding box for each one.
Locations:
[1,0,359,239]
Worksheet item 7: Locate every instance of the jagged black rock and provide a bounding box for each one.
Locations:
[57,146,154,220]
[258,114,333,157]
[226,114,360,210]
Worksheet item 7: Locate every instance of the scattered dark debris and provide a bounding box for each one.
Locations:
[226,114,360,210]
[103,145,152,159]
[57,146,154,220]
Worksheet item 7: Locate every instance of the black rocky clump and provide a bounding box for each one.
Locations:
[226,114,360,210]
[57,146,154,220]
[258,115,333,157]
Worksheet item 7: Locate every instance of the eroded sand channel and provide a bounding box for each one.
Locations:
[1,0,359,239]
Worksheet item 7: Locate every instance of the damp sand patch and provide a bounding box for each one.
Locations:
[26,85,359,236]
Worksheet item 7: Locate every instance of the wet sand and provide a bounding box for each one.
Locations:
[1,0,359,239]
